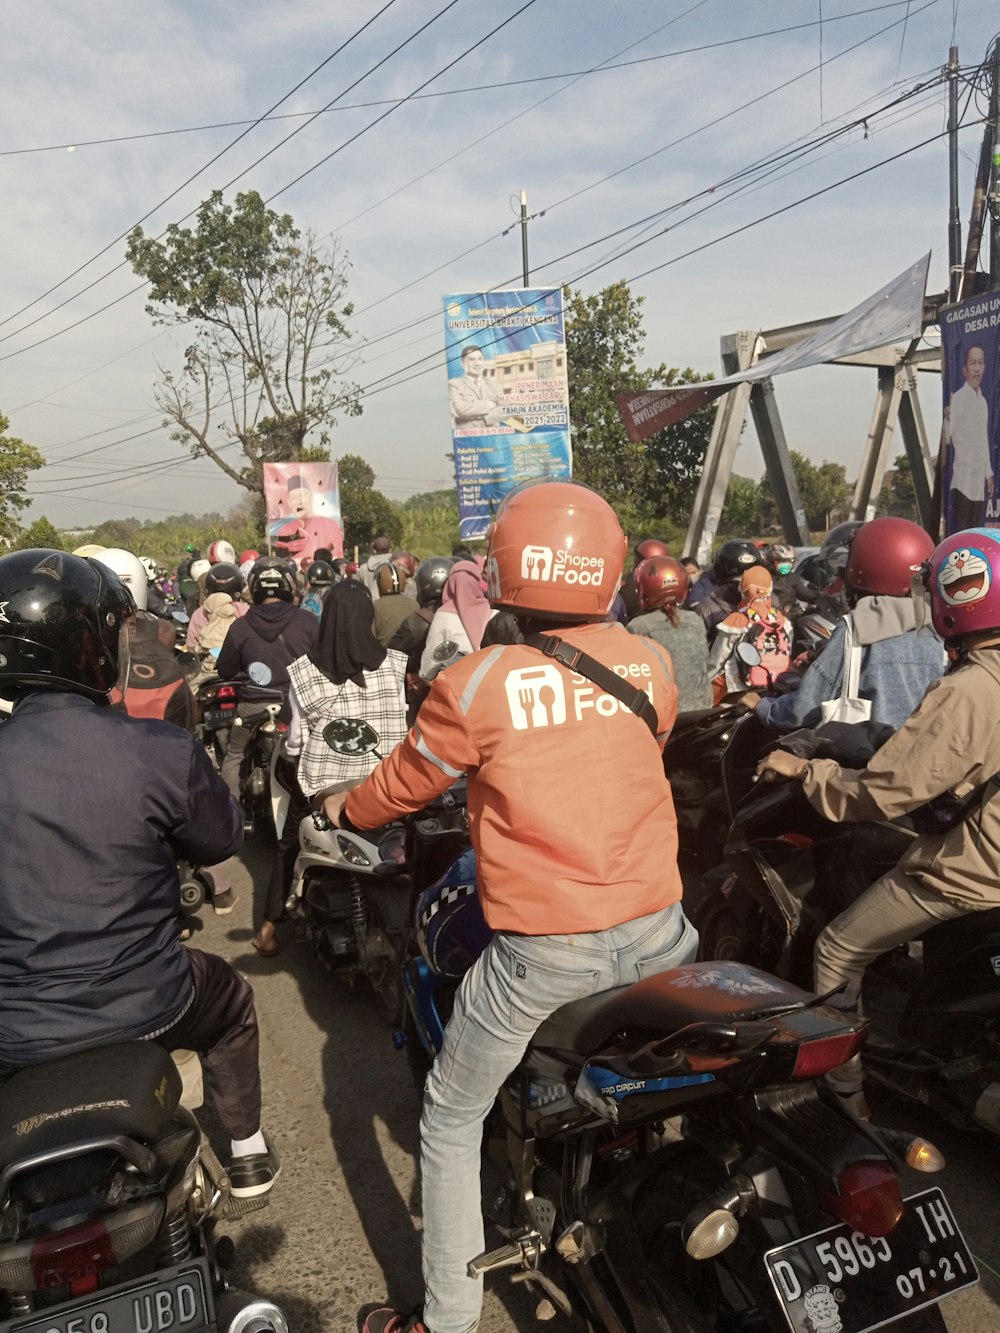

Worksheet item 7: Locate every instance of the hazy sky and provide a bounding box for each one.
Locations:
[1,0,997,529]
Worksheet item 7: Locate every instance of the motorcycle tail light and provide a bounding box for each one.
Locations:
[0,1198,164,1291]
[791,1028,867,1079]
[822,1162,904,1237]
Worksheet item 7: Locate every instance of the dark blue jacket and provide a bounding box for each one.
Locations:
[0,691,242,1064]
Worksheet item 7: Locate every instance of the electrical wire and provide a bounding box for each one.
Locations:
[0,0,403,333]
[0,0,465,352]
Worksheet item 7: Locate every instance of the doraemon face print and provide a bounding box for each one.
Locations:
[938,546,992,607]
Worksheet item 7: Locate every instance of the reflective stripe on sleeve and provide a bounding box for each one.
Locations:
[458,646,505,715]
[414,724,465,779]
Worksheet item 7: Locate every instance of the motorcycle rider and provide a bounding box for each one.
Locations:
[372,562,414,647]
[387,556,455,722]
[215,556,317,799]
[358,535,394,600]
[301,559,335,618]
[692,539,767,635]
[185,562,248,646]
[764,542,815,617]
[757,527,1000,1115]
[322,480,698,1333]
[614,537,671,622]
[626,555,710,709]
[750,518,945,732]
[0,550,278,1196]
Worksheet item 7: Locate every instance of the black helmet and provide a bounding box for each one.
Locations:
[819,520,863,571]
[415,556,455,608]
[307,559,334,588]
[713,540,764,586]
[204,562,243,597]
[0,549,134,703]
[248,556,297,604]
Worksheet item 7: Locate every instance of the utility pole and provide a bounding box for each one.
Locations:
[519,189,530,286]
[947,46,962,301]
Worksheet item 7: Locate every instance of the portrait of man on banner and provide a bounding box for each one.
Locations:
[263,462,343,559]
[941,294,1000,534]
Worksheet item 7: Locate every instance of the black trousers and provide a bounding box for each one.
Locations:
[951,488,986,531]
[156,948,261,1142]
[264,759,312,925]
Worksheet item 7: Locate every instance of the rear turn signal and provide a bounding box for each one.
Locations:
[905,1138,946,1173]
[791,1029,867,1079]
[822,1162,904,1238]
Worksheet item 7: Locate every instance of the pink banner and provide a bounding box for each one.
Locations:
[263,462,343,560]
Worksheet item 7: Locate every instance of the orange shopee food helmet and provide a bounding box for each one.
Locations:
[484,479,626,622]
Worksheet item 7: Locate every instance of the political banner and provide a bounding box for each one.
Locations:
[940,290,1000,534]
[616,253,931,441]
[263,462,343,560]
[443,288,572,540]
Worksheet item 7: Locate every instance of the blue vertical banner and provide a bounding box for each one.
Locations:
[442,288,572,540]
[941,292,1000,534]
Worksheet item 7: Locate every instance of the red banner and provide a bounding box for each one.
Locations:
[263,462,343,561]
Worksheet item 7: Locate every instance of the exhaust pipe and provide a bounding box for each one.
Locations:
[214,1289,289,1333]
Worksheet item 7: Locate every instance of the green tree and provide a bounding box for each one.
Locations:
[126,190,362,497]
[12,516,65,551]
[721,475,764,533]
[0,413,45,546]
[564,282,714,525]
[337,454,401,556]
[790,452,850,530]
[880,454,919,520]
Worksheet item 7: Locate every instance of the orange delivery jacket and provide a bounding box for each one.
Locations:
[345,620,684,936]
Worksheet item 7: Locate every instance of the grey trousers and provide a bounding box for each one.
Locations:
[814,866,966,1095]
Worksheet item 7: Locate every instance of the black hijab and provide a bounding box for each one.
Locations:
[309,580,386,687]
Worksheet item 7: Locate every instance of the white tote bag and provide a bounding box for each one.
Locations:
[820,616,872,725]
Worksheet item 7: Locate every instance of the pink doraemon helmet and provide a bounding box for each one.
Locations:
[928,529,1000,641]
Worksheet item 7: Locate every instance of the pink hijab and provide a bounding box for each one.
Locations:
[442,560,493,650]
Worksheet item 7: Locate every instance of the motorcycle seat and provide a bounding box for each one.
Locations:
[531,962,813,1058]
[0,1042,183,1170]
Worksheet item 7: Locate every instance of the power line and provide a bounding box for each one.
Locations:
[0,0,403,334]
[0,0,916,162]
[0,0,461,353]
[0,0,534,363]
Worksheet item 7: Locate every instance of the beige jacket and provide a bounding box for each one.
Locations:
[802,648,1000,908]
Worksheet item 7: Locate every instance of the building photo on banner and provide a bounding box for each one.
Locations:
[941,292,1000,535]
[443,288,572,540]
[262,462,343,560]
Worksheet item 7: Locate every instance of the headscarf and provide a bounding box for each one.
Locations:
[309,579,386,688]
[441,559,492,650]
[198,593,239,652]
[738,567,775,619]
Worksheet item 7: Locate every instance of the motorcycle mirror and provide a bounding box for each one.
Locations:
[176,649,199,670]
[735,641,762,668]
[323,717,382,756]
[432,639,462,664]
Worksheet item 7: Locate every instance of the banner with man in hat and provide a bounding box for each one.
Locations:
[263,462,343,560]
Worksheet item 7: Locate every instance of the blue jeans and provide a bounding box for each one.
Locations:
[420,901,698,1333]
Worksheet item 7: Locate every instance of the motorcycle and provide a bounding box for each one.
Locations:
[282,719,411,1022]
[197,680,286,832]
[0,1040,285,1331]
[662,704,767,871]
[696,721,1000,1138]
[396,835,975,1333]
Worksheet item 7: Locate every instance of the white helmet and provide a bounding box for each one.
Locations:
[207,539,237,566]
[72,543,106,558]
[93,548,149,611]
[139,556,158,580]
[190,558,212,582]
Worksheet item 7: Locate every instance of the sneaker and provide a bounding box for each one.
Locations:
[213,889,238,916]
[228,1135,280,1199]
[360,1306,426,1333]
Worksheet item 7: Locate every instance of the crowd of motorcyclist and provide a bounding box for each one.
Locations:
[3,485,1000,1333]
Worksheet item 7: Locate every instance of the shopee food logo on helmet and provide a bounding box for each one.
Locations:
[520,545,605,587]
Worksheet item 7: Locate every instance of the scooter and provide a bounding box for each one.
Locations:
[0,1041,285,1330]
[696,720,1000,1137]
[395,817,974,1333]
[281,719,410,1022]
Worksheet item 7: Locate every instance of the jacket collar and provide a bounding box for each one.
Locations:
[12,689,101,716]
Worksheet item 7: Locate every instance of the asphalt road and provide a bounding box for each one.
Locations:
[193,838,1000,1333]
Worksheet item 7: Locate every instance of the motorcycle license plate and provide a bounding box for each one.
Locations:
[0,1257,213,1333]
[202,706,234,729]
[764,1187,976,1333]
